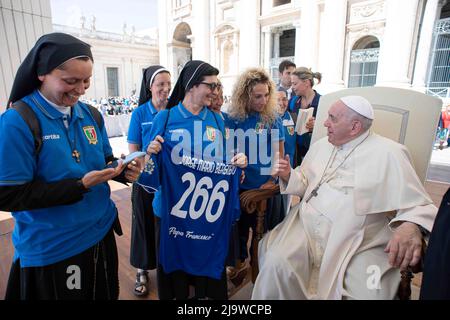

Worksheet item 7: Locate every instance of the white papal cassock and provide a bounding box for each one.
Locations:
[251,131,437,300]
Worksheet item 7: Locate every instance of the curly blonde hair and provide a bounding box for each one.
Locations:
[228,68,277,125]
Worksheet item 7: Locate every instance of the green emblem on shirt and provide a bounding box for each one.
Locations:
[206,126,216,142]
[287,126,295,136]
[83,126,98,145]
[255,122,265,134]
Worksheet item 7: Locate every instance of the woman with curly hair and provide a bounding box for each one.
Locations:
[226,68,285,279]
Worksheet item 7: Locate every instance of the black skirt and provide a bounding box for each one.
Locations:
[130,183,157,270]
[5,222,120,300]
[157,265,228,300]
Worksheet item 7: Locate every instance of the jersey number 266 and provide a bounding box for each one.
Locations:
[171,172,229,223]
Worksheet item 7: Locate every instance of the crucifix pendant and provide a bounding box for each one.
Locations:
[305,187,319,203]
[72,150,81,163]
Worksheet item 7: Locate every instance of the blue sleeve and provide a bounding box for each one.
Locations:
[100,123,113,158]
[296,133,303,145]
[288,96,298,113]
[139,110,168,193]
[0,110,36,186]
[273,116,285,142]
[222,112,237,130]
[137,153,161,193]
[127,108,142,146]
[143,110,168,151]
[233,168,242,221]
[152,188,162,217]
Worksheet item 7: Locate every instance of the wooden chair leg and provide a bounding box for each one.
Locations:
[251,200,267,283]
[398,270,413,300]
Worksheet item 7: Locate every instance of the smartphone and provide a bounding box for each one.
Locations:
[121,151,147,165]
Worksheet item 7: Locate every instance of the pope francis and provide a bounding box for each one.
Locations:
[251,96,437,300]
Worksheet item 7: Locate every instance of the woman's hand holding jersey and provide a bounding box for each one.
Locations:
[146,135,165,156]
[230,152,248,169]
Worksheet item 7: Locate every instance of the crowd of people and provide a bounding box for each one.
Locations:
[437,104,450,149]
[81,96,139,116]
[0,31,448,301]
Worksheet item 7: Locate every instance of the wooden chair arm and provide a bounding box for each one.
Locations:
[240,186,280,215]
[239,186,280,283]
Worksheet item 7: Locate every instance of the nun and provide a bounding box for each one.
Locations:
[127,65,171,296]
[140,60,247,299]
[0,32,142,300]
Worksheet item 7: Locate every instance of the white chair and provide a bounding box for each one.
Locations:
[311,87,442,183]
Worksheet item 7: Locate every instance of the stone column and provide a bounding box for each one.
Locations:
[412,0,442,91]
[320,0,347,91]
[1,0,52,112]
[273,30,282,59]
[298,0,320,69]
[157,0,169,68]
[262,26,272,71]
[191,0,209,61]
[293,21,302,67]
[238,0,259,69]
[377,0,420,86]
[233,31,239,74]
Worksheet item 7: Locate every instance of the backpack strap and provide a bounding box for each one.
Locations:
[86,104,104,130]
[10,100,42,155]
[9,101,104,156]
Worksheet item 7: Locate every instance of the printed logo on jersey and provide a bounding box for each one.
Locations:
[287,126,295,136]
[255,122,265,134]
[206,126,216,142]
[144,157,155,174]
[43,134,61,140]
[82,126,97,145]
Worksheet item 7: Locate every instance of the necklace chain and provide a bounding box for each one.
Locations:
[305,133,370,203]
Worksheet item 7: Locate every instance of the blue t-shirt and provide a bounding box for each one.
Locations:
[288,91,321,154]
[220,111,236,141]
[233,113,285,190]
[281,111,297,167]
[127,100,162,216]
[127,100,158,148]
[0,90,117,267]
[138,102,241,279]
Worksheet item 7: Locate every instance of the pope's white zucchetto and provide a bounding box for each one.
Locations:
[340,95,375,120]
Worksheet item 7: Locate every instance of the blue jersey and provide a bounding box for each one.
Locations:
[233,113,285,189]
[127,100,158,148]
[127,100,162,216]
[219,111,236,141]
[281,111,297,167]
[139,103,241,279]
[288,95,299,113]
[0,90,117,267]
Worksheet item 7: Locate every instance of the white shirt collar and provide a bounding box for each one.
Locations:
[38,90,71,116]
[338,130,371,152]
